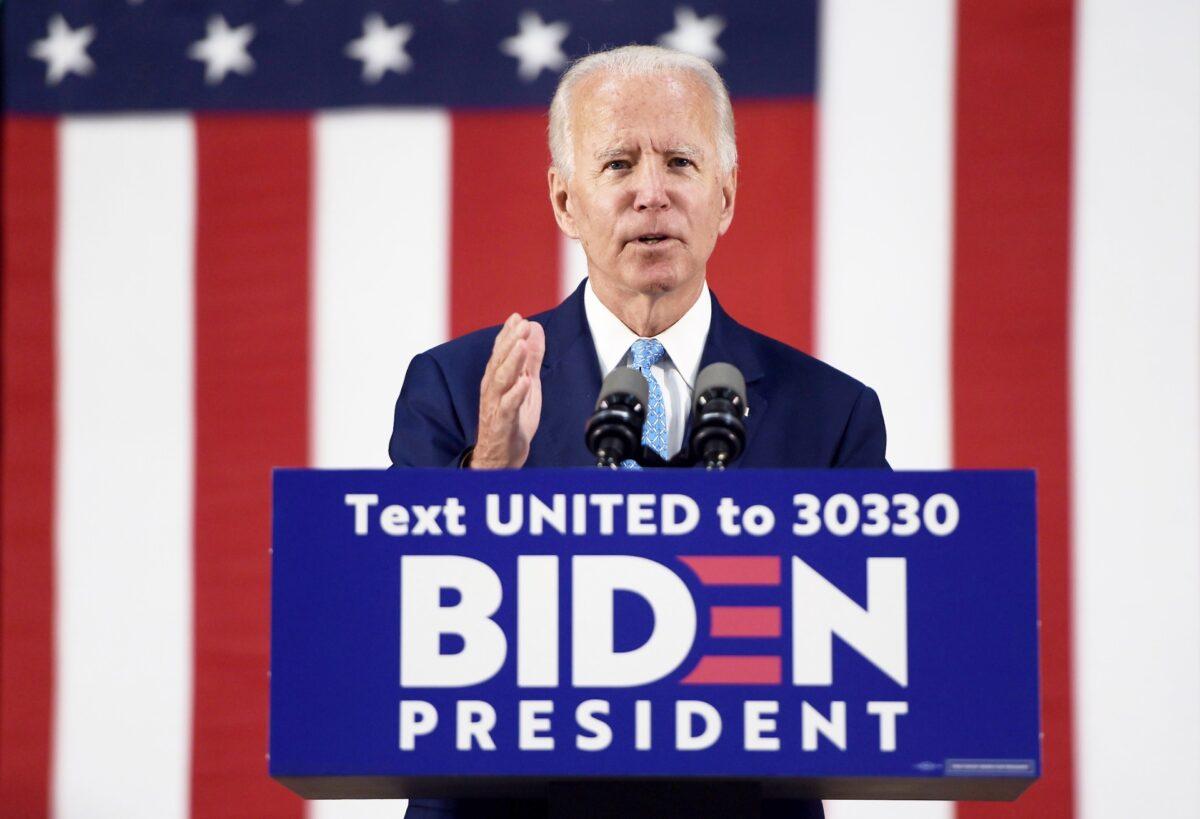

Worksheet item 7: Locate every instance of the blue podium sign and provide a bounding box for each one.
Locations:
[270,469,1039,800]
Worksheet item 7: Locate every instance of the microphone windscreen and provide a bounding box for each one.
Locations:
[595,366,649,410]
[694,362,746,406]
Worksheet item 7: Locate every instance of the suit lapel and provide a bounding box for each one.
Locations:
[530,281,602,467]
[686,292,768,469]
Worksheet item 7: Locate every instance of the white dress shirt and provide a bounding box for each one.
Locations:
[583,279,712,459]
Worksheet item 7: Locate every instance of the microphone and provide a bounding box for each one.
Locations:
[689,363,748,470]
[585,367,649,468]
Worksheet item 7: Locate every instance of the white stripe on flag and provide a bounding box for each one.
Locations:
[560,233,589,301]
[54,116,195,819]
[815,0,956,473]
[816,2,955,817]
[310,109,451,819]
[311,110,451,470]
[1071,1,1200,817]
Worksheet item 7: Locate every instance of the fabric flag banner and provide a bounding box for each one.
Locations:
[2,1,1197,818]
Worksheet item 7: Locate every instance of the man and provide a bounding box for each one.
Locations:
[391,45,886,817]
[391,45,887,472]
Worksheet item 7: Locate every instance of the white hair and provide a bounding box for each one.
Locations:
[548,44,737,178]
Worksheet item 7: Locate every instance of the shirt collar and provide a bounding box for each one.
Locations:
[584,278,712,389]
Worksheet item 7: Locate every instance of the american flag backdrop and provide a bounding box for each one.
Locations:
[2,1,1198,817]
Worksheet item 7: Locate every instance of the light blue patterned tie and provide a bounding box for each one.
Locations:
[620,338,667,469]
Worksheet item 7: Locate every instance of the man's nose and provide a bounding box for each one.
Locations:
[632,162,669,211]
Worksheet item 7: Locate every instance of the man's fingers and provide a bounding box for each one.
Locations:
[525,321,546,373]
[494,311,520,344]
[499,373,532,415]
[482,312,525,381]
[495,320,542,389]
[483,313,521,380]
[483,314,528,386]
[498,337,538,396]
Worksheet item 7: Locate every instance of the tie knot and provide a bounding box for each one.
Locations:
[630,338,666,370]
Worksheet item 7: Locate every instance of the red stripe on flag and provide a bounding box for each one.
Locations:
[450,111,561,337]
[678,556,781,586]
[681,656,782,685]
[952,3,1075,818]
[192,115,310,817]
[709,100,815,353]
[0,117,57,815]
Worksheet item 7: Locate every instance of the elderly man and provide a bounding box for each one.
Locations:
[391,45,887,472]
[391,44,885,818]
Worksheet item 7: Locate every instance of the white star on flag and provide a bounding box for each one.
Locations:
[658,6,726,64]
[500,11,569,82]
[188,15,256,85]
[29,14,96,86]
[345,14,414,83]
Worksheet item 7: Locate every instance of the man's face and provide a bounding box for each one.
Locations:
[550,71,736,299]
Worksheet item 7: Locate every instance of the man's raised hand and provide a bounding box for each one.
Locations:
[470,313,545,469]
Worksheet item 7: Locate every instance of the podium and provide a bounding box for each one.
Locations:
[270,469,1040,808]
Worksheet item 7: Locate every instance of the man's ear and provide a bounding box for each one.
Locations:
[548,166,579,239]
[717,165,738,236]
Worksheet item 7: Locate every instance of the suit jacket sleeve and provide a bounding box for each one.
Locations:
[389,352,472,468]
[831,385,890,468]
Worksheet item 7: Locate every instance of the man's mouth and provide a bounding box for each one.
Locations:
[636,234,670,245]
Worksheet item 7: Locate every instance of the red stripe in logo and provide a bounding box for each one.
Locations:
[678,556,781,586]
[681,656,782,685]
[710,606,782,638]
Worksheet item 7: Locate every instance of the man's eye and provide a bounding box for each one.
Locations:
[606,160,630,171]
[670,157,693,168]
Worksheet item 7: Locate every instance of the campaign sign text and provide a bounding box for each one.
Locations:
[269,469,1038,800]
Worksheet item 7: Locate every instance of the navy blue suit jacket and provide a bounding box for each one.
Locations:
[390,280,886,818]
[391,279,888,469]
